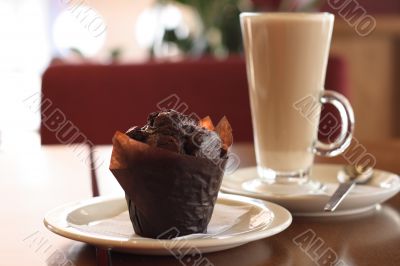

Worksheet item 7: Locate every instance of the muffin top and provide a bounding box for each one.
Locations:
[126,110,224,160]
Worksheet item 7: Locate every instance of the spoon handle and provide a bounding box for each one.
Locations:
[324,182,356,212]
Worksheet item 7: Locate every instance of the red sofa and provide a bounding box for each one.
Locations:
[41,56,348,145]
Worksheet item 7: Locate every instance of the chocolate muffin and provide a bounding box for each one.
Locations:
[110,110,232,238]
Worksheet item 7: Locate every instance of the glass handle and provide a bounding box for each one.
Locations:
[314,90,355,157]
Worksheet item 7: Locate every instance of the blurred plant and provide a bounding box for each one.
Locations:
[177,0,243,55]
[156,0,243,57]
[70,48,85,58]
[110,48,123,63]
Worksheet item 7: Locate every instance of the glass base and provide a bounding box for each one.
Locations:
[241,166,322,196]
[257,166,310,184]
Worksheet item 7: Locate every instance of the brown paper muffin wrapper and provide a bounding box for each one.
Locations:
[110,131,227,239]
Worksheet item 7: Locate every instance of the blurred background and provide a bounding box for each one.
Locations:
[0,0,399,148]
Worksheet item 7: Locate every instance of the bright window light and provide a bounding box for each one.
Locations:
[52,5,106,57]
[0,0,49,134]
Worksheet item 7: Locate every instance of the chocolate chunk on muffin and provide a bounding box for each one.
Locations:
[126,109,223,160]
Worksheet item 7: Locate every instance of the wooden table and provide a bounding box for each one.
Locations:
[2,140,400,265]
[0,144,96,266]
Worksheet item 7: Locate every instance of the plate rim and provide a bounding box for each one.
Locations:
[222,163,400,199]
[43,193,292,252]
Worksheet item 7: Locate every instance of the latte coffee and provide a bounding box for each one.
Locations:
[241,13,336,180]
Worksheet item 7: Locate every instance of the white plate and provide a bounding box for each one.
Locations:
[221,164,400,216]
[44,194,292,255]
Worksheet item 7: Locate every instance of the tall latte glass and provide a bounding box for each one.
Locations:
[241,13,354,188]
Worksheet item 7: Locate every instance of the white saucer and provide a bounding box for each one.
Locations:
[221,164,400,216]
[44,194,292,255]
